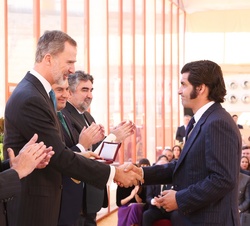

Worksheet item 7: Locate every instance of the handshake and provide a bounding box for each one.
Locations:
[113,163,144,187]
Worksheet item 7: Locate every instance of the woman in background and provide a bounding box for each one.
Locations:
[241,156,250,171]
[116,159,150,226]
[172,145,182,160]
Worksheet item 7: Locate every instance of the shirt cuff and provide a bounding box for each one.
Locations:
[107,165,116,186]
[76,143,86,153]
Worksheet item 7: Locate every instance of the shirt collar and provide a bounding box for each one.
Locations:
[193,101,215,125]
[30,69,52,96]
[67,101,84,114]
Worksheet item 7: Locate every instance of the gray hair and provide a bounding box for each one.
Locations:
[68,70,94,92]
[35,30,77,63]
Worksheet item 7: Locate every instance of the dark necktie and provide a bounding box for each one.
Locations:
[82,112,90,127]
[185,117,195,141]
[49,90,57,111]
[57,111,71,137]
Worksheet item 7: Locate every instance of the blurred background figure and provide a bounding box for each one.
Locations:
[242,146,250,162]
[156,155,169,163]
[175,115,191,145]
[138,158,151,167]
[142,157,171,226]
[161,147,174,162]
[172,145,182,161]
[116,159,150,226]
[232,114,243,129]
[240,156,250,176]
[238,172,250,225]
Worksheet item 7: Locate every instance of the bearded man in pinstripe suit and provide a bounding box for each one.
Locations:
[129,60,242,226]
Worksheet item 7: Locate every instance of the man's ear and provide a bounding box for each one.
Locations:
[196,84,206,93]
[44,54,52,65]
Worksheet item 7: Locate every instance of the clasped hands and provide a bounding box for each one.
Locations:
[113,163,178,212]
[114,163,144,188]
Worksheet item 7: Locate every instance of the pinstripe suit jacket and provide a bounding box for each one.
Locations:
[143,103,242,226]
[3,72,110,226]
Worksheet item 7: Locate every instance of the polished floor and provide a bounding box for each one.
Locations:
[97,210,118,226]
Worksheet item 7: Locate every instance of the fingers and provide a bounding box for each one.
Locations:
[114,165,144,188]
[80,151,101,159]
[35,150,54,169]
[43,146,53,154]
[27,133,38,146]
[34,152,47,163]
[21,133,38,150]
[124,163,143,178]
[85,123,101,136]
[28,142,45,158]
[88,152,101,158]
[7,148,15,166]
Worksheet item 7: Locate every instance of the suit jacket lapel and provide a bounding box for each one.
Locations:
[65,102,87,127]
[25,72,63,139]
[63,114,78,144]
[83,111,95,125]
[174,103,222,174]
[25,73,51,107]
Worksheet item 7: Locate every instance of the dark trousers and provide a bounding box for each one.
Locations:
[142,208,170,226]
[75,212,97,226]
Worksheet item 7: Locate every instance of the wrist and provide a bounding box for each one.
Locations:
[12,167,24,179]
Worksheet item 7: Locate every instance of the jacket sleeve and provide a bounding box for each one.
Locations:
[0,168,21,200]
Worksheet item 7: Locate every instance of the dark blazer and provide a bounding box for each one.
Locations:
[0,162,21,226]
[57,113,84,225]
[3,72,110,226]
[238,172,250,213]
[175,125,185,142]
[143,103,242,226]
[145,184,161,208]
[62,102,108,214]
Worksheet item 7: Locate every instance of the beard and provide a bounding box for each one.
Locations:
[190,87,198,99]
[79,99,91,112]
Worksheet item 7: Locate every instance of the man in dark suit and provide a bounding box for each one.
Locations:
[3,30,141,226]
[52,80,104,226]
[0,134,54,226]
[129,60,242,226]
[62,70,136,226]
[175,114,191,144]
